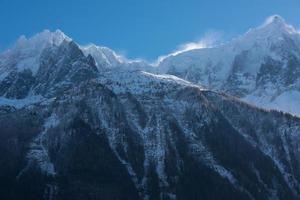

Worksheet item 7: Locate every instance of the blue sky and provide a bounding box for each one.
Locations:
[1,0,300,61]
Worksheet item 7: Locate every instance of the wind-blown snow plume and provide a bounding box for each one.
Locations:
[156,31,223,64]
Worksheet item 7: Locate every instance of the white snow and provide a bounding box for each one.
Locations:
[81,44,124,69]
[98,70,201,96]
[159,15,300,76]
[156,15,300,118]
[0,71,8,81]
[16,56,40,74]
[0,95,44,108]
[27,114,59,176]
[243,90,300,116]
[0,29,70,75]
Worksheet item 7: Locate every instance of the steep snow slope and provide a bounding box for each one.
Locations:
[81,44,152,72]
[158,15,300,116]
[80,44,124,69]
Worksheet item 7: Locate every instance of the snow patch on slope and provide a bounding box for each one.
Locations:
[28,114,59,175]
[243,90,300,116]
[17,114,59,179]
[0,95,44,109]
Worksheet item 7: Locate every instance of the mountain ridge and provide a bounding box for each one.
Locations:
[0,15,300,200]
[157,15,300,116]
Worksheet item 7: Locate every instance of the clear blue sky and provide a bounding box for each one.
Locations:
[1,0,300,61]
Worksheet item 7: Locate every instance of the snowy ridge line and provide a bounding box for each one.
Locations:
[1,15,300,117]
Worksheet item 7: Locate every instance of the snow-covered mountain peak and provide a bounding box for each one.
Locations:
[0,30,72,76]
[242,15,298,42]
[259,15,297,34]
[1,29,72,64]
[13,29,71,52]
[157,15,300,116]
[157,16,299,69]
[263,15,286,26]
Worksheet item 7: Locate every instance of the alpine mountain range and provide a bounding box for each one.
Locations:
[1,15,300,200]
